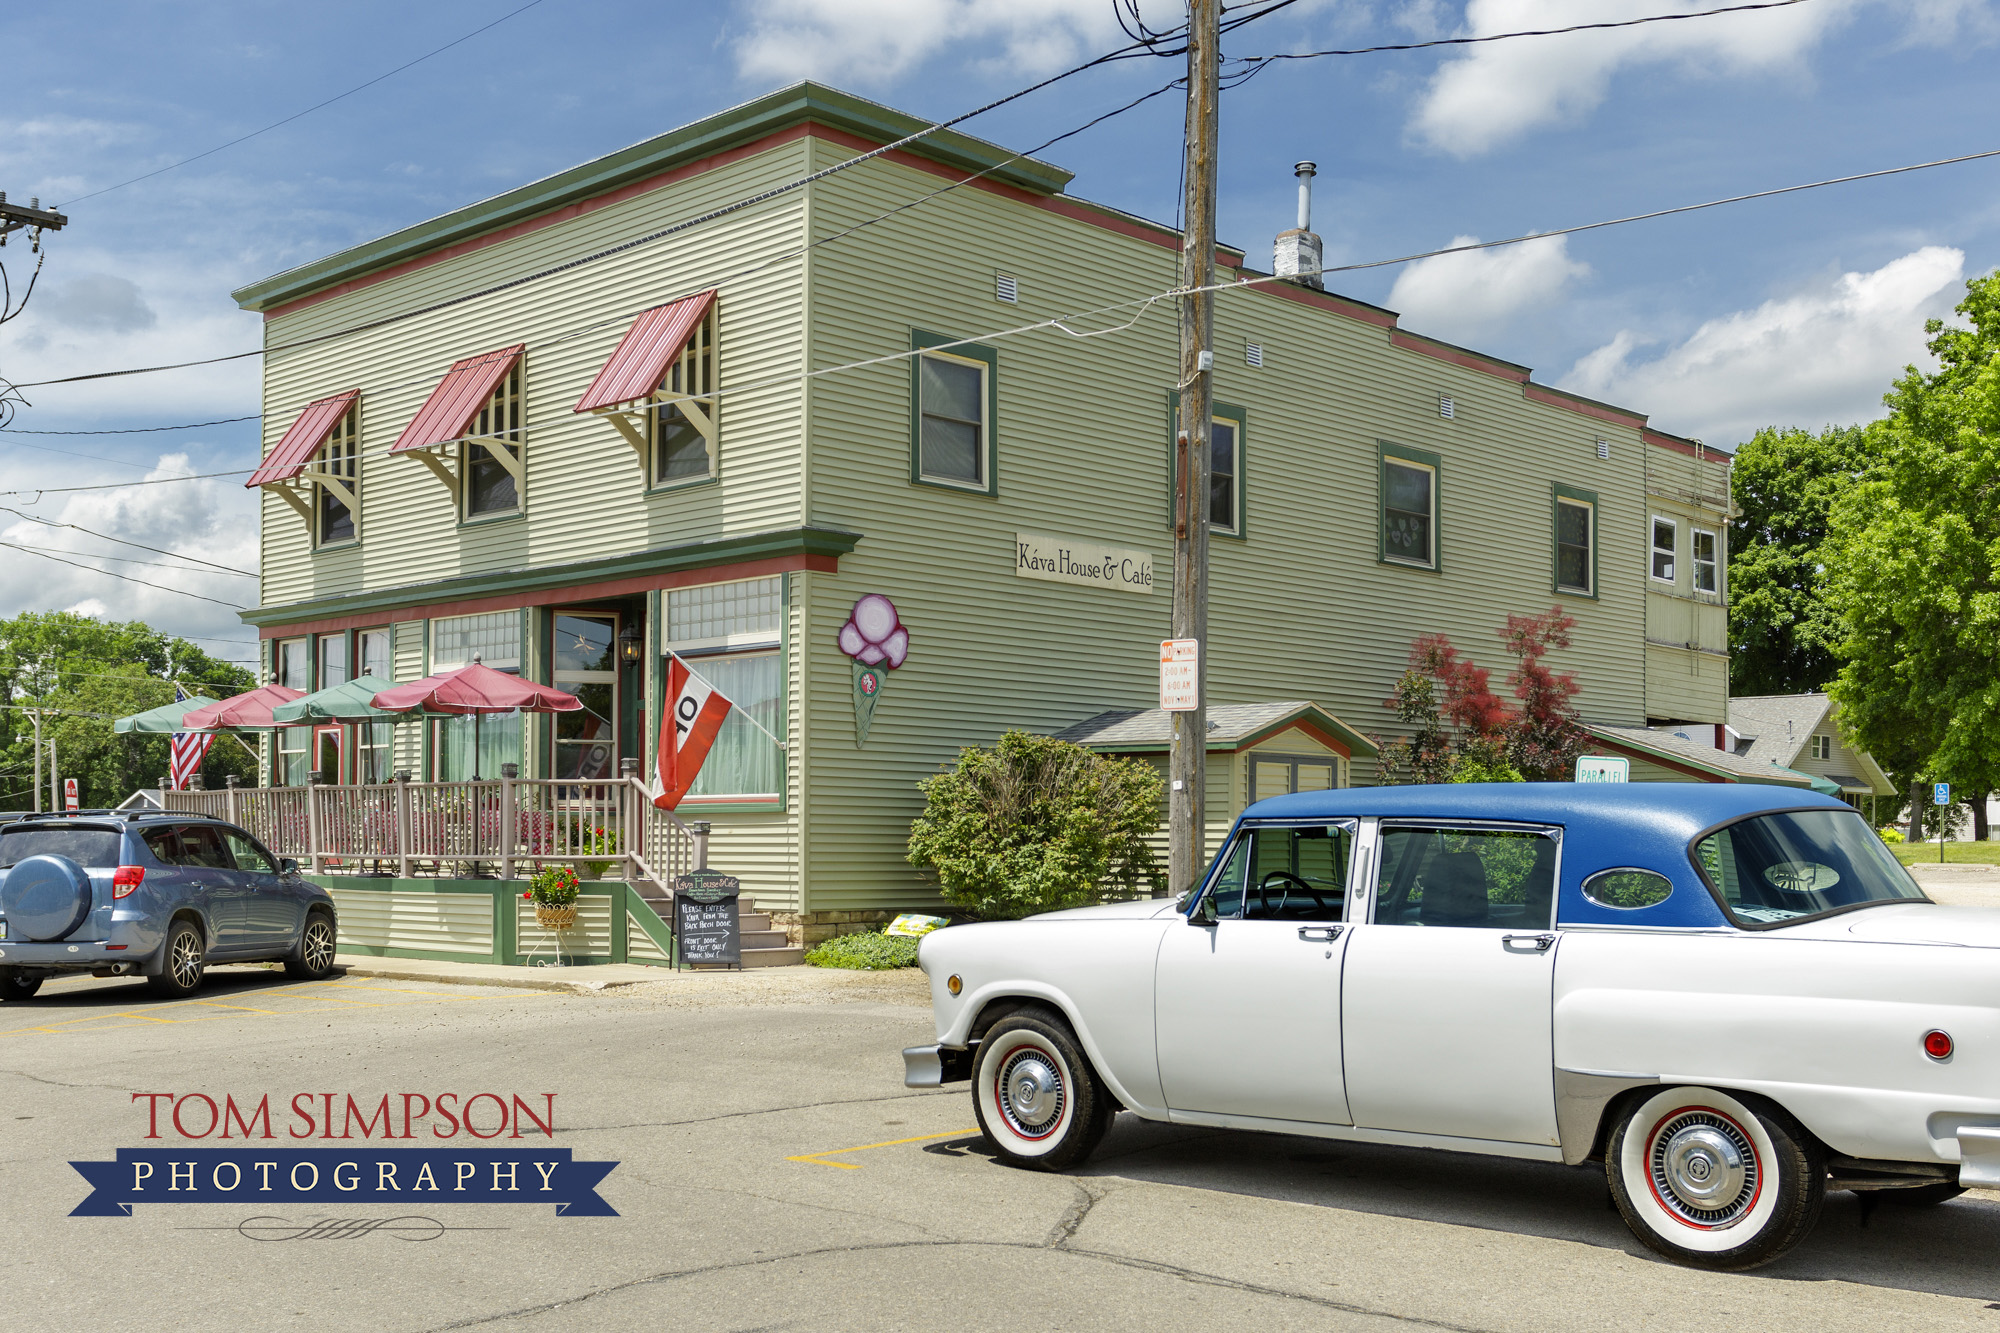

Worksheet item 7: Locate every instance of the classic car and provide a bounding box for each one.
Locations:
[903,783,2000,1270]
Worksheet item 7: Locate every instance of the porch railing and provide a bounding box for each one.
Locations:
[162,775,701,887]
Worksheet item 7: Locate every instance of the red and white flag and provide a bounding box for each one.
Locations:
[654,655,733,810]
[169,684,215,791]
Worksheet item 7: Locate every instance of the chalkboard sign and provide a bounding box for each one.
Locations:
[673,870,741,969]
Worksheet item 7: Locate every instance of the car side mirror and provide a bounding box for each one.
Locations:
[1188,893,1217,926]
[278,858,300,876]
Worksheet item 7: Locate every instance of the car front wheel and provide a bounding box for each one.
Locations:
[1607,1085,1825,1271]
[972,1008,1113,1172]
[284,911,337,980]
[146,920,207,999]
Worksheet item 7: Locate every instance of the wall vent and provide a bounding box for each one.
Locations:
[1596,438,1611,460]
[1245,342,1264,368]
[995,273,1018,303]
[1438,394,1455,420]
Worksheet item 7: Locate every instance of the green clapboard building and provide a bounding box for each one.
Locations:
[232,82,1732,937]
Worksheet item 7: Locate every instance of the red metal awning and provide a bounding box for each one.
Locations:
[573,291,715,414]
[391,344,524,454]
[246,390,360,487]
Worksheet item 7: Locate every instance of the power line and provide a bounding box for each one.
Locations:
[0,543,248,608]
[0,506,258,575]
[0,469,250,500]
[0,415,259,435]
[56,0,555,209]
[8,542,256,578]
[0,437,165,469]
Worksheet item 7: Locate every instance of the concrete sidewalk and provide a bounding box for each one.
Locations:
[332,953,721,994]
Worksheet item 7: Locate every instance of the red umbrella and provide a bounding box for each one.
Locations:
[180,683,306,732]
[371,659,580,780]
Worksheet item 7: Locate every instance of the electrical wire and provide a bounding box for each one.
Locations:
[56,0,555,209]
[0,506,258,576]
[0,543,248,608]
[9,542,256,578]
[0,415,260,435]
[0,470,251,500]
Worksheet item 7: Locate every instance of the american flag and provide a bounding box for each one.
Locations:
[169,684,215,791]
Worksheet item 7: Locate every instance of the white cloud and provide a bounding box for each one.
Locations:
[730,0,1139,84]
[1410,0,1994,157]
[1386,233,1590,343]
[1562,245,1966,446]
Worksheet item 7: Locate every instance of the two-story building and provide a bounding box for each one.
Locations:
[231,83,1732,933]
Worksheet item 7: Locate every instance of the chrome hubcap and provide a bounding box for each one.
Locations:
[170,932,203,989]
[1650,1110,1756,1227]
[303,922,334,970]
[996,1047,1064,1137]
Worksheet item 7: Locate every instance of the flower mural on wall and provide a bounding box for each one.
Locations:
[839,595,908,746]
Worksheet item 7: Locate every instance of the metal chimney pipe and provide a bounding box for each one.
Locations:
[1294,161,1317,233]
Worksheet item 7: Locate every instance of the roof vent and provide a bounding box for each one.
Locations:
[1596,438,1610,460]
[1272,161,1324,291]
[1245,341,1264,368]
[995,273,1018,303]
[1438,394,1455,420]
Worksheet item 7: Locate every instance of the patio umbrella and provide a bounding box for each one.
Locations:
[178,683,306,732]
[113,695,219,733]
[371,660,580,779]
[271,675,405,725]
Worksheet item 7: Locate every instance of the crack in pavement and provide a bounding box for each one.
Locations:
[558,1088,960,1134]
[0,1066,142,1094]
[1046,1181,1106,1248]
[413,1237,1510,1333]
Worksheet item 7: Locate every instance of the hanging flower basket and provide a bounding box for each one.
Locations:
[525,865,580,932]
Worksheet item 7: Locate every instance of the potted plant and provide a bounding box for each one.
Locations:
[524,865,580,930]
[575,825,620,881]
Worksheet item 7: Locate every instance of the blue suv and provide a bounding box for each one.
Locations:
[0,811,338,1001]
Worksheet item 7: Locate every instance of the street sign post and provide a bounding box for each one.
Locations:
[1574,756,1629,783]
[1159,639,1199,712]
[1935,782,1951,864]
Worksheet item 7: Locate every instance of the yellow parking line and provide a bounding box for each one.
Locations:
[787,1128,979,1170]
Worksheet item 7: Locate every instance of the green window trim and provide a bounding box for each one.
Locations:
[909,329,999,497]
[1378,441,1441,571]
[1552,483,1599,600]
[1165,396,1248,540]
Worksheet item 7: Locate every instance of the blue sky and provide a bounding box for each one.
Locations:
[2,0,1997,658]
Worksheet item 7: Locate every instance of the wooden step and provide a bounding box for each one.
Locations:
[740,928,790,950]
[740,945,804,968]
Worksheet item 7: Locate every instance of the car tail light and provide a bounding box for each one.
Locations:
[1924,1030,1954,1061]
[112,865,144,899]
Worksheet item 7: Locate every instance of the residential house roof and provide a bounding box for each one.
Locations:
[1725,693,1893,794]
[1051,701,1378,759]
[1585,723,1814,787]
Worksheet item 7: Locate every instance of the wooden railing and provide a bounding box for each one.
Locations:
[162,775,701,885]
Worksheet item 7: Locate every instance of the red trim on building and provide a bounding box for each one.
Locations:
[1252,278,1398,329]
[1389,329,1528,384]
[1524,383,1646,429]
[1643,428,1727,460]
[1237,718,1354,760]
[257,551,838,640]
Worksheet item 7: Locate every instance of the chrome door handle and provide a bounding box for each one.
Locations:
[1298,925,1343,942]
[1502,933,1556,953]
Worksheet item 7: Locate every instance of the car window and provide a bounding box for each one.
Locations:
[1206,837,1249,919]
[1694,808,1927,926]
[157,824,233,871]
[1243,825,1351,922]
[1373,826,1558,929]
[224,831,276,876]
[0,825,122,867]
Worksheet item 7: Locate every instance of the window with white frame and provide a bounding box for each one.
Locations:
[276,638,311,787]
[357,627,394,780]
[666,578,782,802]
[316,634,348,689]
[917,350,987,488]
[1381,446,1439,568]
[652,308,716,488]
[430,612,521,780]
[1692,528,1719,594]
[463,364,523,517]
[1812,734,1832,761]
[314,406,360,547]
[1651,517,1677,583]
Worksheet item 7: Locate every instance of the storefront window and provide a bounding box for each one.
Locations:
[554,613,617,781]
[277,638,310,787]
[431,612,522,780]
[685,651,782,800]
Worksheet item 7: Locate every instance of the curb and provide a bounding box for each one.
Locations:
[333,960,671,995]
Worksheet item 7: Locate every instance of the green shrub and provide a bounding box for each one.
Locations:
[1878,825,1905,844]
[906,730,1164,920]
[805,930,920,970]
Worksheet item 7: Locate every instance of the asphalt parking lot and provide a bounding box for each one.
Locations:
[3,963,1998,1333]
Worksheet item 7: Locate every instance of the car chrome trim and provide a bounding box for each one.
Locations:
[1298,925,1342,942]
[1960,1127,2000,1188]
[902,1044,944,1088]
[1166,1107,1565,1161]
[1555,1067,1660,1166]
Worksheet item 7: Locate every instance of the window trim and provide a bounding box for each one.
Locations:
[1650,514,1678,585]
[311,403,361,549]
[460,359,527,522]
[1165,396,1248,539]
[1691,526,1721,596]
[909,329,999,497]
[1551,484,1598,599]
[647,304,719,494]
[1378,441,1442,571]
[1812,734,1832,761]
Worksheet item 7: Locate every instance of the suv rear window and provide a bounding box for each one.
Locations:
[0,825,124,868]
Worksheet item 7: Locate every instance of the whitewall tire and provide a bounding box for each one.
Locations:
[1607,1085,1825,1270]
[972,1009,1112,1172]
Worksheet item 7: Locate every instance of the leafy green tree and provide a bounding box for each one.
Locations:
[1727,425,1878,695]
[0,612,257,809]
[1823,274,2000,837]
[907,730,1163,919]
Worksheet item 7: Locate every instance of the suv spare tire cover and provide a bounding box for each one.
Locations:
[2,854,96,941]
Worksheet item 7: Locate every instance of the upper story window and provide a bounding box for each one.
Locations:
[313,406,360,547]
[247,389,362,552]
[1812,734,1832,761]
[1692,528,1720,594]
[911,330,998,495]
[1380,443,1440,570]
[391,345,526,521]
[1553,486,1596,597]
[465,363,524,517]
[574,293,718,490]
[1167,399,1248,537]
[1651,517,1677,583]
[653,307,716,488]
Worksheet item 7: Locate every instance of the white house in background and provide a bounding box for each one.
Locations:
[1724,693,1897,818]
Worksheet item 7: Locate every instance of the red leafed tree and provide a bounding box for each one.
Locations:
[1499,608,1587,782]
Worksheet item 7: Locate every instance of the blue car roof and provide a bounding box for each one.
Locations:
[1233,782,1860,930]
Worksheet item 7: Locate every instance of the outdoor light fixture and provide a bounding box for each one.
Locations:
[617,622,644,665]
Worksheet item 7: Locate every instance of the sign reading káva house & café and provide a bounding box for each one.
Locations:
[1015,534,1154,595]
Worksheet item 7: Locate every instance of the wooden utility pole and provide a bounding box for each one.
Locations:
[1169,0,1221,900]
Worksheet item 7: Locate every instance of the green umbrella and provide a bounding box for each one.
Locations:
[270,675,406,725]
[113,696,219,734]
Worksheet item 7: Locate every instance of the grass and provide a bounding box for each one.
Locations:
[1889,841,2000,867]
[803,930,921,970]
